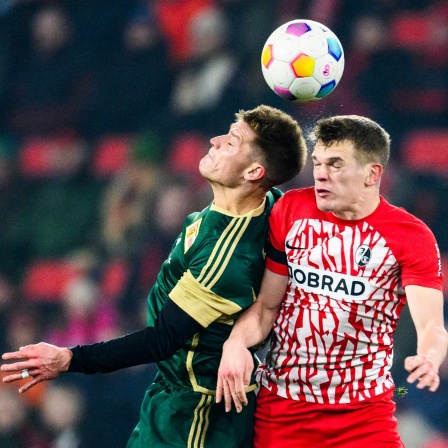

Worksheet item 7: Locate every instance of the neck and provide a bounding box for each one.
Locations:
[211,184,267,215]
[333,194,381,221]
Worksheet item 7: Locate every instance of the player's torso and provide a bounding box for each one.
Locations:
[261,190,407,404]
[149,196,274,392]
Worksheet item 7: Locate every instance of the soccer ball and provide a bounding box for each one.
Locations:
[261,19,345,102]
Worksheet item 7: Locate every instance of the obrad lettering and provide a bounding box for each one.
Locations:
[289,265,366,297]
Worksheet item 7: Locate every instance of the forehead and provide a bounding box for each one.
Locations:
[312,140,356,160]
[230,121,257,143]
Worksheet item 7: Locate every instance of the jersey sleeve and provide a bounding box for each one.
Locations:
[394,220,443,291]
[265,195,289,276]
[169,270,246,327]
[68,299,203,374]
[170,208,268,327]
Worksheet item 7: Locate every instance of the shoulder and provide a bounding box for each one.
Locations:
[273,187,316,214]
[373,198,439,264]
[265,187,283,209]
[378,198,435,234]
[183,205,211,228]
[267,187,283,201]
[376,199,442,287]
[279,186,315,203]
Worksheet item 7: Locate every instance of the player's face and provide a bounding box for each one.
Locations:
[199,121,258,187]
[312,140,374,219]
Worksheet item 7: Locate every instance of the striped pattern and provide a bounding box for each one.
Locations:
[197,215,252,289]
[260,189,441,405]
[139,193,278,446]
[259,218,402,404]
[187,393,214,448]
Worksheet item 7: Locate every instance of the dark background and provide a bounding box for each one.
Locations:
[0,1,446,447]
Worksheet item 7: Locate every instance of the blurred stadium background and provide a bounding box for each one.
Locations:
[0,1,446,447]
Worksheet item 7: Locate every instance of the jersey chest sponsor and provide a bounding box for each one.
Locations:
[288,263,374,301]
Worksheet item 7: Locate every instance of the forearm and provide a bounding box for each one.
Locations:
[226,269,287,349]
[69,299,203,374]
[216,270,287,410]
[225,300,276,349]
[406,286,448,370]
[416,324,448,369]
[69,327,164,374]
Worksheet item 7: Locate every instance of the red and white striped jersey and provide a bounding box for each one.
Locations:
[257,187,443,404]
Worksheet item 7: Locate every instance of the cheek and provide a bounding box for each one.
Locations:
[224,156,245,173]
[343,176,365,194]
[331,174,359,193]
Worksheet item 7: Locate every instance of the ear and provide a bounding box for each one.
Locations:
[365,163,383,186]
[244,163,266,181]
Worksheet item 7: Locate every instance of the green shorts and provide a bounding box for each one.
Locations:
[127,375,255,448]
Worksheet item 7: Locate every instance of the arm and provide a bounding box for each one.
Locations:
[216,268,288,412]
[1,299,202,393]
[404,285,448,392]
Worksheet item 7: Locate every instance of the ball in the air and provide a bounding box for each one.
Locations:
[261,19,345,102]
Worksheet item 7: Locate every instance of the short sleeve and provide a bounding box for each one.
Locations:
[265,195,289,276]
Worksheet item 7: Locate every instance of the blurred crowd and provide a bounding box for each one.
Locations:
[0,0,447,447]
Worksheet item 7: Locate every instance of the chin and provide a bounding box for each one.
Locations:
[315,198,329,211]
[198,161,208,176]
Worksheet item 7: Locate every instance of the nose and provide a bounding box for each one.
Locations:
[210,134,226,149]
[313,164,329,182]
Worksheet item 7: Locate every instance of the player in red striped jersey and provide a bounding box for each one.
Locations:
[217,115,448,447]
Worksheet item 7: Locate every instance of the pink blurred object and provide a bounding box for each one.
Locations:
[92,135,134,177]
[402,130,448,175]
[19,134,85,178]
[22,259,85,302]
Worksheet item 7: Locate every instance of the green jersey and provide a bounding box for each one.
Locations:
[147,188,281,393]
[127,189,281,448]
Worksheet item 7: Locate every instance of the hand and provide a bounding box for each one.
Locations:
[405,354,440,392]
[1,343,72,393]
[216,340,254,413]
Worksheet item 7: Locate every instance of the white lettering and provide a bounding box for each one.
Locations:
[289,264,372,301]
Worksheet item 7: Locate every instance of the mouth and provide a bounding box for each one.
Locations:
[315,188,330,198]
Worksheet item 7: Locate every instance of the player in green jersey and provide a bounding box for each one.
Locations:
[2,105,307,447]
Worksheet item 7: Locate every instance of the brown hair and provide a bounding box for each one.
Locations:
[310,115,390,167]
[236,105,307,188]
